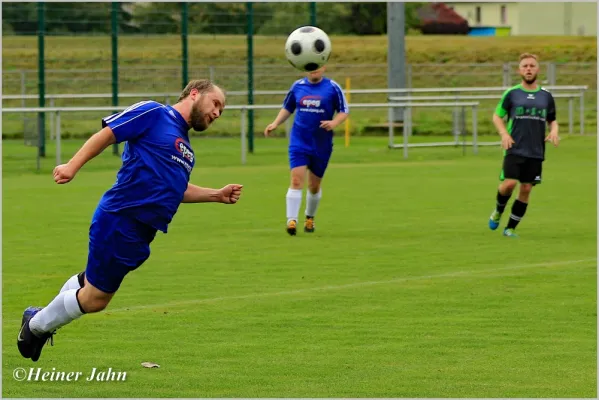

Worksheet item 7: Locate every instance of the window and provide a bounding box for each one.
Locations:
[475,6,481,24]
[500,5,507,24]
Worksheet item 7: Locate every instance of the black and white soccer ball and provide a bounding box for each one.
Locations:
[284,26,332,72]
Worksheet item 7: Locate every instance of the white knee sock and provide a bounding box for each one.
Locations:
[29,289,84,336]
[59,273,83,293]
[305,189,322,218]
[286,188,303,222]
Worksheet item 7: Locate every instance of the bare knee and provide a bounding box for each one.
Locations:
[518,184,533,202]
[77,284,114,313]
[290,176,303,189]
[290,168,306,190]
[499,180,517,195]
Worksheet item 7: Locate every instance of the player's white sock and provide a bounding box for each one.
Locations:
[286,188,303,222]
[29,289,84,336]
[59,273,83,293]
[305,189,322,217]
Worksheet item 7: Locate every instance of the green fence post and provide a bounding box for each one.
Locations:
[181,2,189,89]
[37,2,46,157]
[246,2,254,153]
[310,2,317,26]
[111,2,119,155]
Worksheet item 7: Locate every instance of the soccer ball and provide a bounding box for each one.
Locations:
[285,26,332,72]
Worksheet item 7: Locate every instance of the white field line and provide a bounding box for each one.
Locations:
[6,258,595,325]
[103,258,596,314]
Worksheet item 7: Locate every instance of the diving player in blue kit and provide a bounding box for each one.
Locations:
[18,79,243,361]
[264,66,349,235]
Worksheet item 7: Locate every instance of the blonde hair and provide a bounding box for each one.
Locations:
[178,79,216,102]
[519,53,538,63]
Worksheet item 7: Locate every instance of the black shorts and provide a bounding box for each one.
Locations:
[500,154,543,185]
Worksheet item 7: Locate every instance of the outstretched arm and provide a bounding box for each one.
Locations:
[182,183,243,204]
[53,127,116,184]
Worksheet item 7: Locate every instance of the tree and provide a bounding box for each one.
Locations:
[1,2,427,36]
[45,3,111,34]
[2,2,137,35]
[3,3,38,35]
[129,2,179,34]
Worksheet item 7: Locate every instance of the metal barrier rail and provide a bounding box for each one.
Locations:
[3,101,481,164]
[388,92,585,135]
[1,85,588,101]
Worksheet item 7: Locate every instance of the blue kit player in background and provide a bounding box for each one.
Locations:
[264,66,349,235]
[18,79,244,361]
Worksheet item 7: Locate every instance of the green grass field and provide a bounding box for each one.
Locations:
[2,134,597,397]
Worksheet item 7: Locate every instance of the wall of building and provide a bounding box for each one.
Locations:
[569,2,597,35]
[448,2,516,28]
[447,2,597,36]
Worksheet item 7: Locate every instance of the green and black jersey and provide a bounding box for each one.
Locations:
[495,84,556,160]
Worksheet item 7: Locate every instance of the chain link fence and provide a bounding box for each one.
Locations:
[2,2,596,148]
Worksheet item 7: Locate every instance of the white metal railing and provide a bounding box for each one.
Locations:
[388,92,585,135]
[1,85,588,101]
[2,101,482,165]
[233,102,482,163]
[5,85,587,141]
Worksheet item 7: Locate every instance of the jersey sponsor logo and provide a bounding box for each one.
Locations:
[300,95,322,108]
[514,106,547,121]
[172,137,194,173]
[298,95,325,114]
[174,137,194,163]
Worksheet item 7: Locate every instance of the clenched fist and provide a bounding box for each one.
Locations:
[53,163,79,184]
[219,184,244,204]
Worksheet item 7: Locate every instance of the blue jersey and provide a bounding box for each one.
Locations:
[283,77,349,154]
[99,101,194,233]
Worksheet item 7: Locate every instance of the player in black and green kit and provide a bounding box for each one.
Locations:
[488,53,560,237]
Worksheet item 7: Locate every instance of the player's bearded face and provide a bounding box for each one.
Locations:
[521,71,537,84]
[190,97,209,132]
[519,58,539,84]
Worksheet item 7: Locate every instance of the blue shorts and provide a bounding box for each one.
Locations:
[289,148,332,178]
[86,207,157,293]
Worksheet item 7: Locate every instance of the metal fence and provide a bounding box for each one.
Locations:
[2,85,588,147]
[3,3,596,155]
[1,85,589,170]
[3,63,595,144]
[3,84,590,167]
[3,101,486,167]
